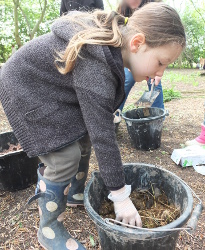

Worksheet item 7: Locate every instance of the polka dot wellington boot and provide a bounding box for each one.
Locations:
[67,149,91,207]
[27,164,85,250]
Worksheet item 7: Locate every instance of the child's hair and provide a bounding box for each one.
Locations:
[56,2,186,74]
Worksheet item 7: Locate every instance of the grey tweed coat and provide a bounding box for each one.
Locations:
[0,13,126,190]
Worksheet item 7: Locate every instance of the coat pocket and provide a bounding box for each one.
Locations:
[25,102,59,122]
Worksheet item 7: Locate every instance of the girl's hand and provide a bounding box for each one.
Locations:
[113,197,142,226]
[108,185,142,227]
[151,76,162,86]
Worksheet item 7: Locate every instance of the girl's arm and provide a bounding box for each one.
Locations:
[72,49,125,191]
[69,43,142,226]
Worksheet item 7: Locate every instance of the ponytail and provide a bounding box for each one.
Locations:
[55,11,127,74]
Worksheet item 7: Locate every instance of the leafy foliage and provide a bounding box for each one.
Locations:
[123,103,136,112]
[165,0,205,68]
[89,235,96,247]
[181,4,205,66]
[163,70,200,86]
[163,87,181,103]
[0,0,60,63]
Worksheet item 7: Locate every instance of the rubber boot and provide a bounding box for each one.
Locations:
[28,164,85,250]
[67,150,91,207]
[185,124,205,146]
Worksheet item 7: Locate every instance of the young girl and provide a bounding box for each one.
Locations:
[116,0,164,114]
[0,3,185,249]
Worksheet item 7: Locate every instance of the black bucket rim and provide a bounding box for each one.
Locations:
[84,163,193,238]
[0,149,24,158]
[122,108,168,123]
[0,131,23,158]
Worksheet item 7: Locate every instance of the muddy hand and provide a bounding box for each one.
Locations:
[108,185,142,227]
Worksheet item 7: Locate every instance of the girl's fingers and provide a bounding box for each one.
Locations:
[135,214,142,227]
[122,218,129,225]
[129,218,136,226]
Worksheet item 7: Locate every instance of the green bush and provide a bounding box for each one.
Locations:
[163,87,181,103]
[122,103,136,112]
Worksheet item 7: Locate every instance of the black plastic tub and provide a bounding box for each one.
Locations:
[122,108,168,150]
[84,163,200,250]
[0,132,39,191]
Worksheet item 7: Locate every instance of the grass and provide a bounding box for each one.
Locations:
[163,71,200,86]
[122,103,136,112]
[163,86,181,103]
[122,69,202,111]
[124,86,182,108]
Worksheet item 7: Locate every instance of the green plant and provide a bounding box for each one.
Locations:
[122,103,136,112]
[163,71,200,85]
[0,0,60,63]
[163,86,181,103]
[192,81,199,87]
[89,235,95,247]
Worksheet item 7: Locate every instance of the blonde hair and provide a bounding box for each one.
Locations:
[56,2,186,74]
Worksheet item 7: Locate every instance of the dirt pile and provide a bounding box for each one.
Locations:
[0,143,22,155]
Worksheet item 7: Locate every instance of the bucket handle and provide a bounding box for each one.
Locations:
[165,109,169,116]
[105,218,192,232]
[113,109,122,117]
[186,203,203,233]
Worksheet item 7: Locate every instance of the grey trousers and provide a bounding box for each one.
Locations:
[39,134,91,182]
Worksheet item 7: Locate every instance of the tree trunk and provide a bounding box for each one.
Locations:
[30,0,47,40]
[13,0,22,48]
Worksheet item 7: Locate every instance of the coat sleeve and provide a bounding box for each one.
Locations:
[94,0,104,9]
[72,49,125,190]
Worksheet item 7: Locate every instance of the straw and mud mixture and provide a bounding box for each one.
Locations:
[0,143,22,155]
[99,188,180,228]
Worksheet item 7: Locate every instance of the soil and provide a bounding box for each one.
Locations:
[0,69,205,249]
[99,189,180,228]
[0,143,22,155]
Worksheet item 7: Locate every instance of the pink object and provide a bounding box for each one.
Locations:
[196,124,205,144]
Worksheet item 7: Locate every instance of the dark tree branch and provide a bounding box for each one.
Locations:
[13,0,23,48]
[38,0,43,12]
[30,0,47,39]
[18,4,32,36]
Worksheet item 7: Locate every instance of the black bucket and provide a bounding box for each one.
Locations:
[122,108,168,150]
[0,132,39,191]
[84,163,202,250]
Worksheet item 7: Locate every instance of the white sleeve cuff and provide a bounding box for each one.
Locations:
[108,185,131,202]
